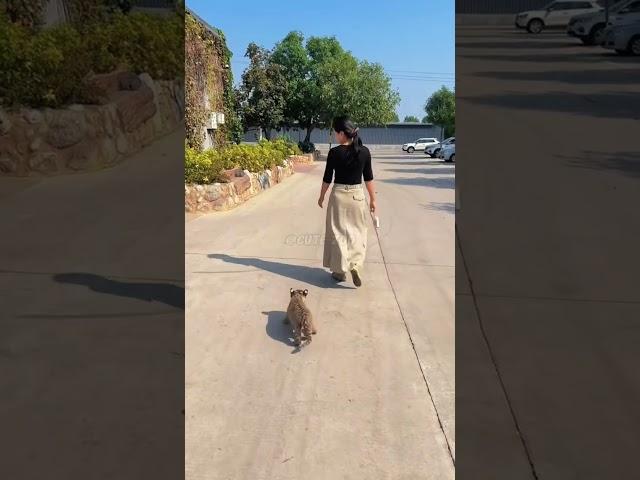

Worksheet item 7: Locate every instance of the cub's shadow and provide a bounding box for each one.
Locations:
[262,310,301,353]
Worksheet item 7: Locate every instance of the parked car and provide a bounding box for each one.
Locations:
[568,0,628,44]
[602,20,640,54]
[438,140,455,163]
[402,137,439,154]
[606,0,640,26]
[425,136,455,158]
[516,1,601,34]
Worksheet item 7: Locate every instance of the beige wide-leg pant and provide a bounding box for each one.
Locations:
[323,183,368,274]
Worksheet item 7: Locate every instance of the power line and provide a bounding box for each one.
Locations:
[387,69,455,76]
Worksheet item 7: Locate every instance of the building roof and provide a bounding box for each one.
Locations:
[384,122,434,127]
[186,7,222,40]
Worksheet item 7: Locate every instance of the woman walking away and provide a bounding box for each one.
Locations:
[318,116,376,287]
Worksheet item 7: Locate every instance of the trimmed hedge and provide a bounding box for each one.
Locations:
[185,138,301,185]
[0,11,183,108]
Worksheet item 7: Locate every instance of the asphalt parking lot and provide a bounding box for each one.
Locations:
[456,25,640,479]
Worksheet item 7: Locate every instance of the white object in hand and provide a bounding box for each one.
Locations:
[374,216,380,228]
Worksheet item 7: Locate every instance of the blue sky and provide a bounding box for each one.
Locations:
[187,0,454,121]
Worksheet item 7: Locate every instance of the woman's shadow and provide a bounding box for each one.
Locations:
[208,253,351,289]
[53,272,184,309]
[261,310,302,354]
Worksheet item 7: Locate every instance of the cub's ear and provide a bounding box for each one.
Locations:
[290,288,294,294]
[303,289,308,296]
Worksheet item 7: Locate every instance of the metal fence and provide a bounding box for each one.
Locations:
[456,0,549,14]
[243,124,445,146]
[456,0,606,13]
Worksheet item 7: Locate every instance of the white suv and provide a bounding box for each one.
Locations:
[438,139,455,163]
[515,1,601,33]
[607,0,640,26]
[425,136,455,158]
[402,137,439,154]
[568,0,640,44]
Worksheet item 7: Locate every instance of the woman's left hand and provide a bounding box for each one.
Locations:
[318,196,324,208]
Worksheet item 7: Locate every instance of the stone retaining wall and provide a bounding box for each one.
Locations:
[185,158,296,213]
[0,71,184,176]
[287,153,315,164]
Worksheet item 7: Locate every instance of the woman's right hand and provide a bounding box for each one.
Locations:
[369,198,376,214]
[318,196,324,208]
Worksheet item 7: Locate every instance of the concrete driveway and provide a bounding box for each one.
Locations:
[0,130,185,479]
[186,149,455,479]
[456,26,640,479]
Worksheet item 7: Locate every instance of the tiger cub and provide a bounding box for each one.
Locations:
[285,288,317,347]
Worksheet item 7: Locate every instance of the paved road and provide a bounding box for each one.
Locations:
[1,130,184,479]
[457,26,640,479]
[186,150,455,479]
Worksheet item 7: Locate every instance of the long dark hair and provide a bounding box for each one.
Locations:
[332,116,363,158]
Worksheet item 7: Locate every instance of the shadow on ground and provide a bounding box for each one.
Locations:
[53,273,185,309]
[208,254,352,289]
[380,176,455,189]
[457,52,639,64]
[423,202,456,213]
[474,69,640,85]
[456,31,567,39]
[560,151,640,178]
[384,167,456,175]
[463,92,640,121]
[261,310,297,348]
[379,160,451,166]
[457,40,577,49]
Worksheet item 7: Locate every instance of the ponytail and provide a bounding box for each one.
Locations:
[351,128,362,155]
[332,115,363,166]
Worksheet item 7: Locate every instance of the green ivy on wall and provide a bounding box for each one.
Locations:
[185,11,242,150]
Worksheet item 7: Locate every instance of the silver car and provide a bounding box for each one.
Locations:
[425,136,455,158]
[567,0,640,45]
[602,20,640,54]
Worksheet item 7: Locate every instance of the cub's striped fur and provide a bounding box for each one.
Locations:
[285,288,317,347]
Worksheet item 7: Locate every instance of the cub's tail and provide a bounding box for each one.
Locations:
[301,313,313,345]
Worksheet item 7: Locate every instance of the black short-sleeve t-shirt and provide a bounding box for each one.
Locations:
[322,144,374,185]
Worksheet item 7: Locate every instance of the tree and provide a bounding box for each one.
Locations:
[270,31,311,130]
[350,61,399,126]
[421,115,429,123]
[424,86,455,138]
[403,115,420,123]
[270,32,399,142]
[237,43,286,140]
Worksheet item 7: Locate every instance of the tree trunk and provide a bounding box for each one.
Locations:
[264,128,272,140]
[304,125,313,143]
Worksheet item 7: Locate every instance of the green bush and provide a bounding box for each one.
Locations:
[90,12,183,81]
[0,18,89,107]
[0,11,183,108]
[185,146,230,185]
[185,140,294,185]
[261,137,301,157]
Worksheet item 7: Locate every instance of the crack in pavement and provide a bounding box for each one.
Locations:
[456,225,539,480]
[372,202,456,468]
